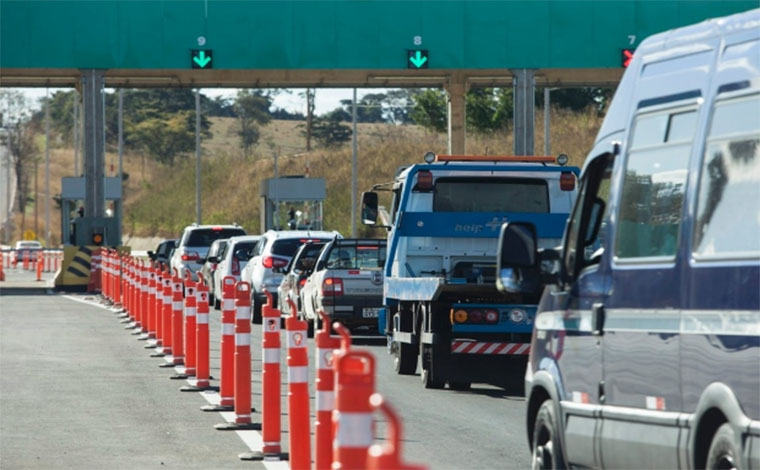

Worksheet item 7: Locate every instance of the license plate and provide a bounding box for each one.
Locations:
[362,308,380,318]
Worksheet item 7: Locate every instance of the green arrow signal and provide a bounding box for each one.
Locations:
[409,50,428,68]
[193,50,211,68]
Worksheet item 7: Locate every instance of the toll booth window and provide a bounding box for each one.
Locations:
[326,244,387,269]
[187,228,246,247]
[693,94,760,259]
[433,178,549,213]
[615,107,697,260]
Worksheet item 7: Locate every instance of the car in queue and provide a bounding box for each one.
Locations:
[212,235,260,309]
[199,238,229,306]
[276,241,327,319]
[170,224,246,280]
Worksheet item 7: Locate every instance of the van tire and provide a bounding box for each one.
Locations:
[251,296,262,324]
[394,342,417,375]
[706,423,740,470]
[531,400,566,470]
[214,297,220,310]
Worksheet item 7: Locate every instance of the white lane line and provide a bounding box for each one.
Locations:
[197,388,288,469]
[64,294,288,469]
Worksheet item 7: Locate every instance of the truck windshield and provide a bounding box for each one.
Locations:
[326,244,387,269]
[433,177,549,213]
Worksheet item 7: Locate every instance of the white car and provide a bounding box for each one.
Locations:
[212,235,260,309]
[241,230,341,323]
[170,224,246,280]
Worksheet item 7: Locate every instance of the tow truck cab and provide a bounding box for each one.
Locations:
[363,153,579,390]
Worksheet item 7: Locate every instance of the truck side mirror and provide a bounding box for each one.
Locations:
[361,192,379,225]
[496,222,539,294]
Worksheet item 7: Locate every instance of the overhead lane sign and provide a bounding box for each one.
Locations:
[191,50,213,69]
[408,50,429,69]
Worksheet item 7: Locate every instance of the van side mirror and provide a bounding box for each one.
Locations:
[361,192,379,225]
[496,222,539,294]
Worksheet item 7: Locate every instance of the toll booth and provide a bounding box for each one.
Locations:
[61,176,122,247]
[260,176,325,232]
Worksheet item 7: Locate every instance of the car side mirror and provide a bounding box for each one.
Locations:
[361,191,379,225]
[147,250,155,259]
[496,222,540,294]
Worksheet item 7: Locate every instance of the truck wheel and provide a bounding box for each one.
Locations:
[393,341,417,375]
[251,296,262,324]
[706,423,740,470]
[420,343,444,389]
[532,400,566,470]
[448,381,471,391]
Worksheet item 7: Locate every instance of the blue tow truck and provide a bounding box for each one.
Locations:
[361,152,579,390]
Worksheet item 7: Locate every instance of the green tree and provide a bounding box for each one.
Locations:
[311,115,352,147]
[410,89,447,133]
[128,111,199,165]
[234,90,272,158]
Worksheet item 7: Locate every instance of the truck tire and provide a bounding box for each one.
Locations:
[531,400,566,470]
[394,342,417,375]
[706,423,740,470]
[448,381,471,391]
[420,343,445,389]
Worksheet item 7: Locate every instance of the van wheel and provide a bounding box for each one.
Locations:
[532,400,566,470]
[706,423,740,470]
[251,296,262,324]
[393,341,417,375]
[214,297,220,310]
[208,293,215,307]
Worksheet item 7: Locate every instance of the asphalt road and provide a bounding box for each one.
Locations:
[0,292,531,469]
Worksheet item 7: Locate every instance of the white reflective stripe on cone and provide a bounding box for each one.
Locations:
[185,307,197,317]
[235,333,251,346]
[288,366,308,384]
[197,314,209,324]
[222,299,235,310]
[222,323,235,335]
[316,390,334,411]
[236,414,251,419]
[287,331,307,349]
[263,348,280,364]
[317,348,334,370]
[334,412,374,447]
[173,301,183,310]
[236,306,248,320]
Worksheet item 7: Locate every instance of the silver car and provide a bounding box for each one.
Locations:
[170,224,246,280]
[212,235,260,309]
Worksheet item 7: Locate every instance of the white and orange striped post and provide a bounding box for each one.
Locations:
[314,310,341,470]
[201,276,236,412]
[181,277,213,392]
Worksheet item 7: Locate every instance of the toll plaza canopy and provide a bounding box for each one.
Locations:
[1,0,755,88]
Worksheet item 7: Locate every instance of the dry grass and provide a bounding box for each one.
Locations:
[11,107,603,245]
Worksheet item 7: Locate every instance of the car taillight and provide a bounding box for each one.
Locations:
[322,277,344,296]
[560,172,576,191]
[182,251,199,261]
[231,259,240,275]
[299,278,307,287]
[262,256,288,269]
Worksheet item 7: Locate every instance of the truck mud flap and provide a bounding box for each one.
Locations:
[421,332,439,345]
[393,331,417,344]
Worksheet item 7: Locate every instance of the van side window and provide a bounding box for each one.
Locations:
[693,93,760,259]
[615,107,698,260]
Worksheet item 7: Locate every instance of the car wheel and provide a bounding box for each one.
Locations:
[208,292,215,307]
[531,400,567,470]
[393,341,418,375]
[214,297,220,310]
[448,381,471,391]
[251,295,262,324]
[706,423,740,470]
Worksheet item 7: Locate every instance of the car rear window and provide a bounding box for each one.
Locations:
[326,243,387,269]
[434,177,549,213]
[186,229,245,247]
[272,238,331,257]
[233,242,257,261]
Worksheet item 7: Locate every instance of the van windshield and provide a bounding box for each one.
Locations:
[186,229,245,247]
[433,177,549,213]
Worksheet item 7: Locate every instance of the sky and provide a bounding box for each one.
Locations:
[10,87,389,116]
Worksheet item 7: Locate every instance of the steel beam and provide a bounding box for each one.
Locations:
[446,77,466,155]
[513,69,535,156]
[81,69,105,218]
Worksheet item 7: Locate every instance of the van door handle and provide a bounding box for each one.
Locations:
[592,303,605,336]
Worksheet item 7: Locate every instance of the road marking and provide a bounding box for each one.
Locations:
[63,294,289,469]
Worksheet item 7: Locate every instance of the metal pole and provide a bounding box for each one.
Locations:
[73,95,79,176]
[82,69,105,218]
[195,89,201,225]
[44,88,50,247]
[273,148,279,230]
[351,88,358,237]
[544,88,550,156]
[118,89,123,178]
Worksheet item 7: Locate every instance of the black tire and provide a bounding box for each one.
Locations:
[449,381,471,391]
[251,295,262,324]
[531,400,567,470]
[214,297,220,310]
[420,343,445,389]
[393,341,418,375]
[208,292,215,307]
[706,423,741,470]
[305,313,315,338]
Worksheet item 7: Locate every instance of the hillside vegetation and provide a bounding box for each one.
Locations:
[126,107,602,239]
